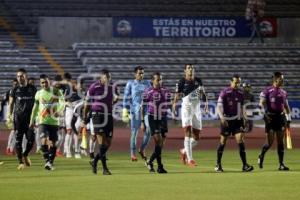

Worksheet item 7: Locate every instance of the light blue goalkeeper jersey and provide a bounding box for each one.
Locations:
[123,79,151,114]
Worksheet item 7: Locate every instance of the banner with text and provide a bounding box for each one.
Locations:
[113,17,277,38]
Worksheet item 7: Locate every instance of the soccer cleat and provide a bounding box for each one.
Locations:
[215,164,224,172]
[56,149,63,157]
[179,149,187,165]
[131,155,138,162]
[187,160,197,167]
[242,164,254,172]
[44,162,54,171]
[278,164,289,171]
[138,149,147,161]
[157,166,168,174]
[74,153,81,159]
[103,168,112,175]
[17,163,25,170]
[258,155,264,169]
[23,156,31,167]
[145,160,155,173]
[91,159,98,174]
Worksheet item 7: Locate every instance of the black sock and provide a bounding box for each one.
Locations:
[277,143,284,165]
[260,144,270,157]
[98,144,108,169]
[156,146,163,168]
[239,143,247,166]
[150,145,161,164]
[41,145,49,162]
[23,139,34,157]
[49,146,57,164]
[217,144,225,165]
[16,140,23,164]
[89,152,95,159]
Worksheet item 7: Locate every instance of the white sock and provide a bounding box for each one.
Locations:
[35,130,41,151]
[190,138,198,149]
[73,134,79,153]
[89,137,95,154]
[22,135,27,153]
[56,130,64,151]
[7,130,15,151]
[184,137,192,162]
[64,134,71,154]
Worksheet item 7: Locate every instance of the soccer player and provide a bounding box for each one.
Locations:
[172,64,208,167]
[7,68,37,170]
[62,73,82,158]
[258,72,291,171]
[29,74,65,170]
[82,69,119,175]
[142,72,171,173]
[122,66,151,161]
[215,74,254,172]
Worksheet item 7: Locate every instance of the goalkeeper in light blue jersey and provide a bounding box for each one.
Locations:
[122,66,151,161]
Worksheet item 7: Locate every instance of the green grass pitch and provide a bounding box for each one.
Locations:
[1,149,300,200]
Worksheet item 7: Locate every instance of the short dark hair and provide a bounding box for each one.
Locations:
[63,72,72,80]
[134,66,144,73]
[184,64,194,69]
[54,74,63,81]
[151,72,161,80]
[100,69,110,79]
[231,74,240,81]
[17,68,27,74]
[272,71,283,80]
[40,74,48,79]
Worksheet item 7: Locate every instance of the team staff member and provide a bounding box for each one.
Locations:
[83,69,119,175]
[258,72,291,171]
[7,68,36,170]
[215,74,254,172]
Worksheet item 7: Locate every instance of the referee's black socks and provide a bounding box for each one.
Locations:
[217,144,225,165]
[41,144,49,162]
[239,143,247,166]
[260,144,270,158]
[277,143,284,165]
[49,146,57,164]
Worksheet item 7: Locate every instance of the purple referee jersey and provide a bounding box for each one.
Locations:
[260,86,287,113]
[218,87,244,116]
[87,81,118,113]
[143,86,172,117]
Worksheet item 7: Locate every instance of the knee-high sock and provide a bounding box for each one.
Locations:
[184,137,192,161]
[23,129,35,157]
[15,131,24,164]
[35,129,41,151]
[217,144,225,165]
[7,130,15,151]
[190,138,198,149]
[73,134,80,153]
[149,145,162,164]
[56,129,64,151]
[239,143,247,166]
[89,136,96,158]
[130,129,138,156]
[48,146,57,164]
[41,144,49,162]
[260,144,270,157]
[96,144,108,169]
[277,143,284,165]
[22,134,27,153]
[64,133,72,154]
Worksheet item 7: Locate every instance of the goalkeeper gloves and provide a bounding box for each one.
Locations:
[122,108,130,123]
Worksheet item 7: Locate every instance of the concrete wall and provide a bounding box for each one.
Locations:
[39,17,300,48]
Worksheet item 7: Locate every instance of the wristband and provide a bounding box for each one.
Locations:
[285,113,292,121]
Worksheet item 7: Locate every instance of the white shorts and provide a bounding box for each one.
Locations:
[181,97,202,130]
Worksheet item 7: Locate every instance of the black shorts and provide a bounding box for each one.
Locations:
[148,115,168,138]
[220,119,245,137]
[38,124,58,142]
[14,114,30,133]
[264,113,286,133]
[91,112,113,138]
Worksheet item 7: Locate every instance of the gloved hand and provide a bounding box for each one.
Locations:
[122,108,130,123]
[6,114,13,129]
